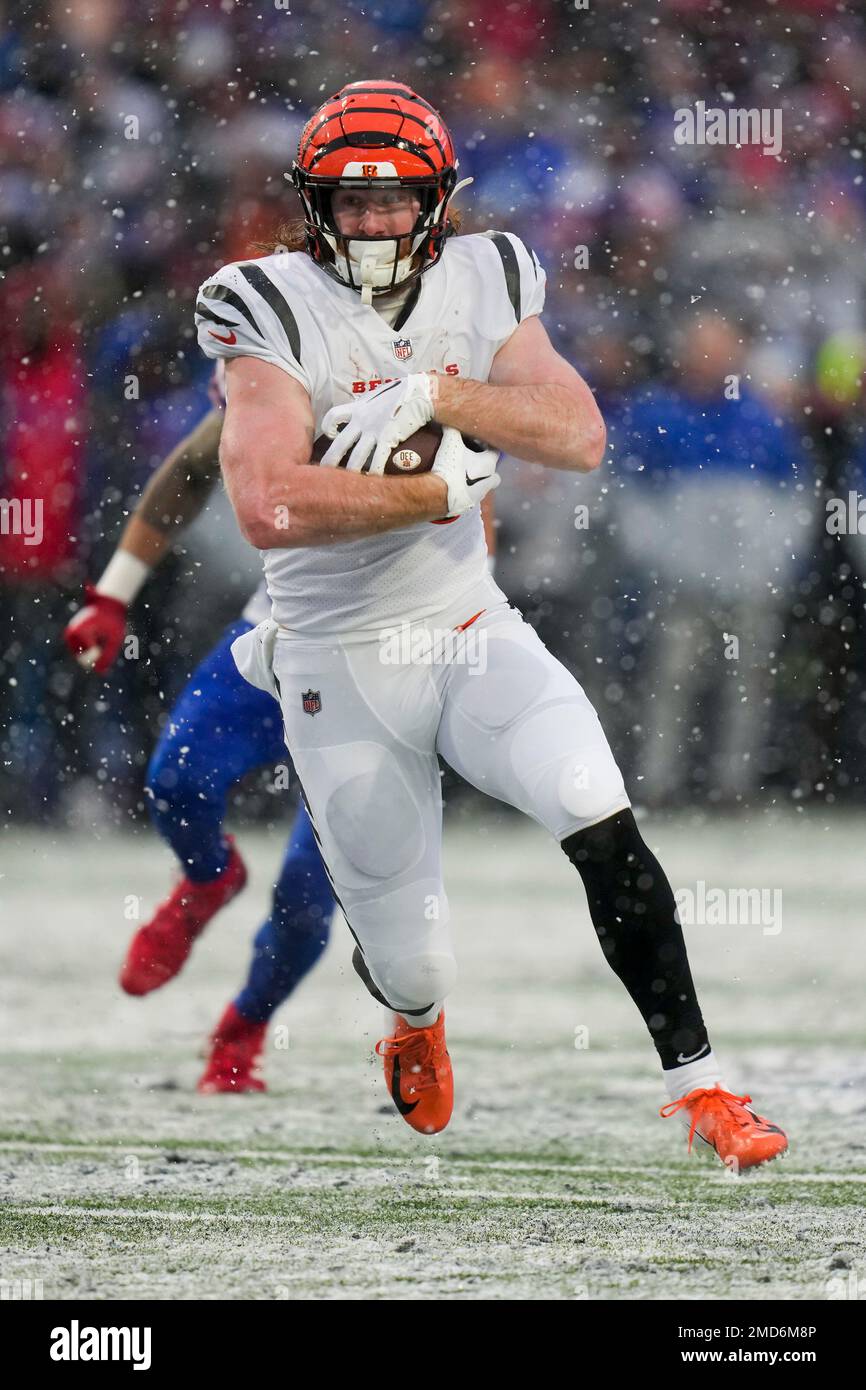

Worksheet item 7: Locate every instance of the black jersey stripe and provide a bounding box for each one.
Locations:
[489,233,521,321]
[238,263,302,365]
[392,278,423,333]
[201,281,264,339]
[196,301,240,330]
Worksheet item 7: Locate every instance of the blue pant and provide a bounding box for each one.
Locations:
[146,621,334,1022]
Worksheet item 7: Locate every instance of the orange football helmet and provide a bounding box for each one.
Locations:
[290,80,461,301]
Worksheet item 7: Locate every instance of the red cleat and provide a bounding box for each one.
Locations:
[197,1002,267,1094]
[119,839,247,996]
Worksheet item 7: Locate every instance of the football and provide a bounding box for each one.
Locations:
[310,422,444,475]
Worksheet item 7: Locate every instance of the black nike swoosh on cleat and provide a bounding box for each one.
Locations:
[390,1053,419,1117]
[748,1113,786,1136]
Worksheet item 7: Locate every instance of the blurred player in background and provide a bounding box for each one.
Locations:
[198,81,788,1169]
[63,367,335,1093]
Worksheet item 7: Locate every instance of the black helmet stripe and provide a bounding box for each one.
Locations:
[353,110,447,161]
[301,108,447,162]
[307,133,439,175]
[336,85,441,118]
[301,120,447,167]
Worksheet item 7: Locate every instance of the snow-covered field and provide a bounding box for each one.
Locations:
[1,809,864,1301]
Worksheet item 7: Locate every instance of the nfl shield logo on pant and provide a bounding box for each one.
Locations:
[302,689,322,716]
[393,337,413,361]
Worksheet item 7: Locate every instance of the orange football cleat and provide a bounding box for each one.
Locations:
[197,1002,267,1094]
[119,839,247,996]
[660,1085,788,1171]
[375,1010,453,1135]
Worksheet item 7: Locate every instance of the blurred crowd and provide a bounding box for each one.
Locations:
[2,0,866,828]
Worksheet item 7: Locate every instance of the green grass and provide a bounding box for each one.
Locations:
[1,815,864,1299]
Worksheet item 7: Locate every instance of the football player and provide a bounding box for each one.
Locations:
[196,80,788,1169]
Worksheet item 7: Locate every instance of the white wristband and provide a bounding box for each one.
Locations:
[96,550,151,606]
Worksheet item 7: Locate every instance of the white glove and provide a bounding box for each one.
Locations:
[432,427,501,518]
[320,373,437,474]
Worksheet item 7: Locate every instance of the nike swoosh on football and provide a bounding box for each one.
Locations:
[209,328,237,345]
[390,1053,419,1116]
[676,1044,710,1064]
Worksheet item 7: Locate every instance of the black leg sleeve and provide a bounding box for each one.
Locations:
[561,809,711,1071]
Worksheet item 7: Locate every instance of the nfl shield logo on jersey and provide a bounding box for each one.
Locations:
[393,337,413,361]
[302,689,322,716]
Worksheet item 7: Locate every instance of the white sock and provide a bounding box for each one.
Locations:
[383,1003,441,1033]
[663,1049,724,1101]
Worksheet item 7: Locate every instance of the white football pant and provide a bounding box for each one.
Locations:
[265,580,630,1022]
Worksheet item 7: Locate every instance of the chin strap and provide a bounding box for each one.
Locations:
[357,249,383,305]
[344,237,414,305]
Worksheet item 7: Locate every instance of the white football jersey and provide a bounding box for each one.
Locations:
[205,360,272,627]
[195,232,545,637]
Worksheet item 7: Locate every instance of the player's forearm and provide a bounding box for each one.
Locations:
[122,409,223,548]
[481,491,496,558]
[95,409,224,602]
[229,459,450,549]
[432,373,605,472]
[117,516,172,568]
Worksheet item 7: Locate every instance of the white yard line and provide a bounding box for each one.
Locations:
[3,1203,302,1225]
[0,1139,863,1184]
[3,1192,661,1218]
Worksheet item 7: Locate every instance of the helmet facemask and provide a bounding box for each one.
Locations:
[292,168,458,305]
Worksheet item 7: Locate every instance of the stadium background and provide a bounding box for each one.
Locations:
[2,0,865,829]
[4,0,866,1309]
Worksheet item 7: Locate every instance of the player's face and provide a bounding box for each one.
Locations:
[331,188,421,258]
